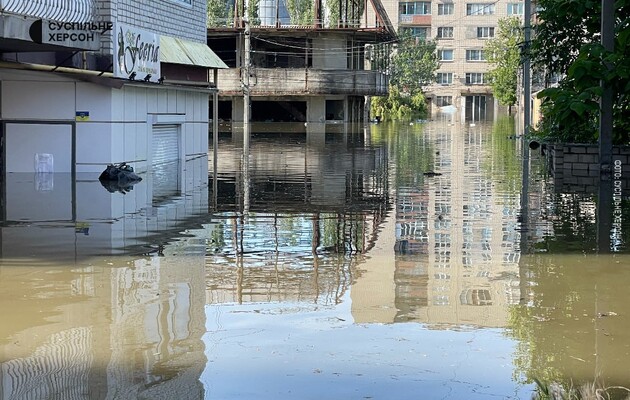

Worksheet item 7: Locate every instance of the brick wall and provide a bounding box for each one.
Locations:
[545,143,630,193]
[98,0,207,54]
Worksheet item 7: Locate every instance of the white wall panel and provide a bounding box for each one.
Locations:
[112,89,125,121]
[76,83,113,121]
[167,89,177,113]
[135,87,148,116]
[5,123,72,173]
[2,81,75,120]
[177,90,187,114]
[123,123,138,162]
[76,122,113,166]
[111,124,125,162]
[4,173,73,221]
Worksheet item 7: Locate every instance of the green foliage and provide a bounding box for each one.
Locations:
[389,34,439,94]
[485,17,523,107]
[287,0,313,25]
[533,0,630,144]
[324,0,340,27]
[370,87,428,121]
[371,33,438,121]
[207,0,230,26]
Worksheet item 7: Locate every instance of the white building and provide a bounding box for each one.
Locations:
[0,0,227,177]
[366,0,527,121]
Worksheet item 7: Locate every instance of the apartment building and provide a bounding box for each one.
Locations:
[368,0,526,121]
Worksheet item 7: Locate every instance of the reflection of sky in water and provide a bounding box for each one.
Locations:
[201,297,531,400]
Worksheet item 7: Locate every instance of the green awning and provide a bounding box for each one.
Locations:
[160,36,228,69]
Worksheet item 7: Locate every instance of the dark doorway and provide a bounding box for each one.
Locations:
[251,101,307,122]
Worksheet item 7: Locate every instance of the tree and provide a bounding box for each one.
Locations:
[371,34,439,121]
[389,34,439,95]
[287,0,313,25]
[532,0,630,144]
[485,17,523,112]
[207,0,230,27]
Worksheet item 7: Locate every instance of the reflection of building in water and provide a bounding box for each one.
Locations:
[352,122,522,327]
[0,239,207,399]
[0,168,209,398]
[205,132,391,306]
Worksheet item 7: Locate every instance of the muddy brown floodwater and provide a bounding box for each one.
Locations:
[1,118,630,399]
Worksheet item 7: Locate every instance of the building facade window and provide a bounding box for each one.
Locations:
[465,72,486,84]
[438,49,454,61]
[399,1,431,15]
[437,27,454,38]
[460,289,493,306]
[436,95,453,105]
[507,2,524,15]
[437,3,454,15]
[466,49,486,61]
[476,26,495,38]
[466,3,495,15]
[403,26,431,38]
[436,73,453,84]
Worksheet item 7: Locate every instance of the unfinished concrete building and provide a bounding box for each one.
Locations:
[207,0,395,131]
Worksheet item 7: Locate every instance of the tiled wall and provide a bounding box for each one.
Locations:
[546,144,630,193]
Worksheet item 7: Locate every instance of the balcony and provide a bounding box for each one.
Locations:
[398,14,431,25]
[0,0,96,22]
[217,68,388,96]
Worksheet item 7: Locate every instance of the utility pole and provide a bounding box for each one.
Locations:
[523,0,531,136]
[243,0,251,156]
[242,0,251,217]
[597,0,615,252]
[600,0,614,174]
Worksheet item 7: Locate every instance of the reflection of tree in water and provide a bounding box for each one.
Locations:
[369,122,434,187]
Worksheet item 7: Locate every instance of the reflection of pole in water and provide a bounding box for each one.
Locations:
[312,213,320,302]
[597,181,613,253]
[242,150,250,218]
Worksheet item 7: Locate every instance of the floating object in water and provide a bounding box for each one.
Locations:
[99,162,142,194]
[423,171,442,177]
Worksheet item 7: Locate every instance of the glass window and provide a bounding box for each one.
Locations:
[438,49,454,61]
[403,26,430,38]
[438,3,454,15]
[437,26,454,38]
[476,26,494,38]
[436,95,453,106]
[436,73,453,84]
[466,49,486,61]
[465,72,486,84]
[399,1,431,15]
[460,289,493,306]
[507,2,524,15]
[466,3,495,15]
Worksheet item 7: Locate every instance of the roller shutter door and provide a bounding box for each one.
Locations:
[152,124,180,201]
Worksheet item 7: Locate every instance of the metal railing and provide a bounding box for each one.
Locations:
[0,0,96,22]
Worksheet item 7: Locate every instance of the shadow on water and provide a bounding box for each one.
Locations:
[3,119,630,398]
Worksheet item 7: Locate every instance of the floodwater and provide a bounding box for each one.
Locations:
[1,118,630,399]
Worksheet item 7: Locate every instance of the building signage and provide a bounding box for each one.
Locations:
[29,20,110,51]
[113,23,160,82]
